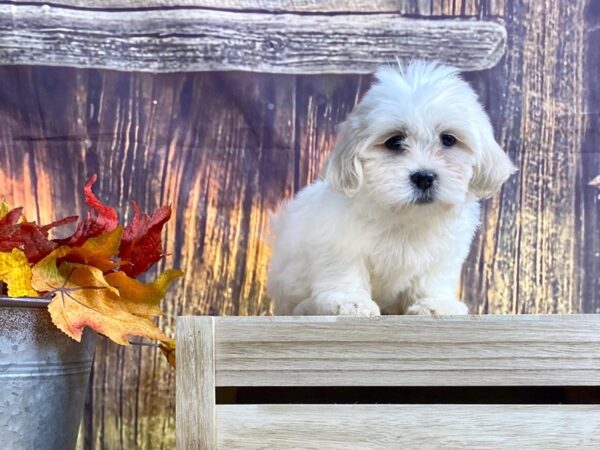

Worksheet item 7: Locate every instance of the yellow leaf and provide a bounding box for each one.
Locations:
[31,246,71,288]
[590,174,600,188]
[31,251,168,345]
[0,248,39,297]
[105,269,183,317]
[0,200,9,220]
[63,227,123,272]
[159,339,176,368]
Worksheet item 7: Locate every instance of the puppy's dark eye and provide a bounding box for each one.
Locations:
[384,134,406,151]
[441,133,457,147]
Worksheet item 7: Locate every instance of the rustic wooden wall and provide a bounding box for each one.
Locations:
[0,0,598,449]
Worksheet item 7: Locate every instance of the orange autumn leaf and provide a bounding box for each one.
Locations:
[31,248,168,346]
[0,248,39,297]
[105,268,183,317]
[61,227,123,272]
[159,339,176,368]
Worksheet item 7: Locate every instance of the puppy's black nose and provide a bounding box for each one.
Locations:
[410,171,437,190]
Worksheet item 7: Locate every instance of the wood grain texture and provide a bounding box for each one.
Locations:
[216,404,600,449]
[459,0,590,315]
[211,315,600,386]
[0,5,506,73]
[176,317,216,450]
[580,0,600,314]
[7,0,506,16]
[4,0,432,14]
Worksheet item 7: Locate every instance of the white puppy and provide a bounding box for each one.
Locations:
[267,60,516,316]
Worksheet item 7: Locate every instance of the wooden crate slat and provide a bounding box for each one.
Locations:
[176,317,216,450]
[0,5,506,73]
[216,404,600,449]
[211,315,600,386]
[215,315,600,342]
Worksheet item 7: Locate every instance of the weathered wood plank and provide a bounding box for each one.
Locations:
[0,5,506,73]
[177,317,216,450]
[432,0,505,17]
[579,151,600,314]
[580,4,600,314]
[211,316,600,386]
[459,0,588,315]
[216,404,600,449]
[11,0,506,17]
[84,71,181,450]
[6,0,430,14]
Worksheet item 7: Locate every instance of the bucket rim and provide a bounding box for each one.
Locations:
[0,296,50,308]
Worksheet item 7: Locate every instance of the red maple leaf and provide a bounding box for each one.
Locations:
[56,174,118,247]
[1,175,172,276]
[0,207,23,227]
[41,216,80,233]
[118,201,171,278]
[0,207,77,263]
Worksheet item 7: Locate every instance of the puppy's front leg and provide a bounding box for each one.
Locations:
[405,271,469,316]
[293,261,380,317]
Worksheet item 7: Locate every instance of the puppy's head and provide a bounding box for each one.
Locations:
[322,60,516,209]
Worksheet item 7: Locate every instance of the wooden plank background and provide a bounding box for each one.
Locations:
[0,5,506,73]
[0,0,598,448]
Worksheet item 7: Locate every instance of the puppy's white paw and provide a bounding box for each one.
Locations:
[336,300,381,317]
[293,297,381,317]
[406,298,468,316]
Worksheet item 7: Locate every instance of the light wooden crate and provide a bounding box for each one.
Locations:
[176,315,600,449]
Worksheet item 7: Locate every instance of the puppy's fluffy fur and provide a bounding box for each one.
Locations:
[268,61,515,316]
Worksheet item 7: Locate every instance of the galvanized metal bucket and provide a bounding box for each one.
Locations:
[0,297,96,450]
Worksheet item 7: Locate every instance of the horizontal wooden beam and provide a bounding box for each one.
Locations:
[0,1,428,13]
[0,4,505,73]
[217,404,600,449]
[210,315,600,386]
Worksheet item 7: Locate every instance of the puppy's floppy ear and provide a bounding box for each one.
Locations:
[470,123,517,198]
[322,116,365,197]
